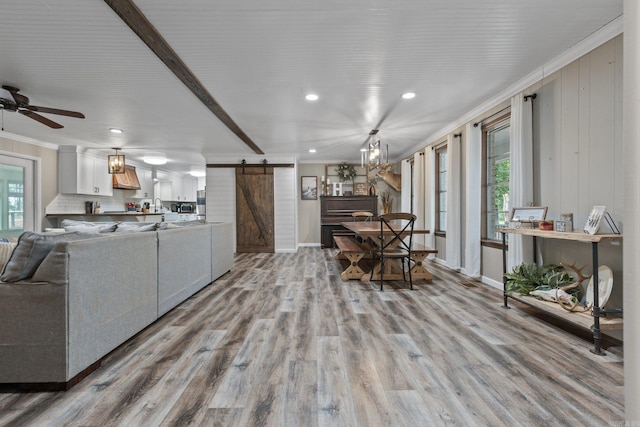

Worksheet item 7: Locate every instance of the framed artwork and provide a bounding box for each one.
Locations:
[301,176,317,200]
[584,205,606,235]
[354,182,368,195]
[509,207,548,227]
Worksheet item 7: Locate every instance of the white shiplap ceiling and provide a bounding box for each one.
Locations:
[0,0,623,172]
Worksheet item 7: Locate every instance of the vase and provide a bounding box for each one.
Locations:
[369,186,376,196]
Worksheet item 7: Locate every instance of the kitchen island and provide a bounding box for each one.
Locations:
[46,212,165,226]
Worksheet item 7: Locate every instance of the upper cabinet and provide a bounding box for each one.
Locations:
[181,176,198,202]
[153,172,196,201]
[134,167,153,199]
[59,146,113,196]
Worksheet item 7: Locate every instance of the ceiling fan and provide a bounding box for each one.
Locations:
[0,85,85,129]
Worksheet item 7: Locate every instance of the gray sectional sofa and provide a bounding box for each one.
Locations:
[0,222,233,388]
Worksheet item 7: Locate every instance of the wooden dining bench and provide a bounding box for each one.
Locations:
[409,243,438,281]
[334,236,371,280]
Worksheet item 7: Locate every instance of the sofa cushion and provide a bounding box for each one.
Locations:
[115,222,158,233]
[0,241,17,273]
[158,220,205,229]
[0,231,94,282]
[61,219,118,234]
[29,241,71,285]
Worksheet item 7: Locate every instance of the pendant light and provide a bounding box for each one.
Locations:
[108,147,126,174]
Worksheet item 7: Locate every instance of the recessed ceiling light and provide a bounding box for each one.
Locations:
[309,149,317,153]
[360,148,368,152]
[109,128,123,134]
[305,94,319,101]
[402,92,416,99]
[190,170,206,177]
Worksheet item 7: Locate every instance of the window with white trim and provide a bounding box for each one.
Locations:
[483,118,510,242]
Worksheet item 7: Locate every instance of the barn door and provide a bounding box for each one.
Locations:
[236,167,274,253]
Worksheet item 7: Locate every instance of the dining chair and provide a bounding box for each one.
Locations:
[351,211,373,222]
[371,212,416,291]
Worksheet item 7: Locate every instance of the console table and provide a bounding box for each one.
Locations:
[500,228,622,355]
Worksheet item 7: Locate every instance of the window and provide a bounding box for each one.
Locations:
[435,145,447,233]
[483,117,510,242]
[0,155,36,238]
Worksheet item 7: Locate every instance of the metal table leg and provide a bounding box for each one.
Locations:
[590,241,605,356]
[502,231,509,308]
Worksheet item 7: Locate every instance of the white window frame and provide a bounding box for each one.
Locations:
[0,151,41,234]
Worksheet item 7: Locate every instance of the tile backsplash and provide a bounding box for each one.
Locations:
[46,190,156,214]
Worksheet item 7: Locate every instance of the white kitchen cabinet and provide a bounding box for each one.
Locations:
[152,173,196,201]
[59,145,113,196]
[154,180,173,201]
[134,167,154,199]
[171,176,183,201]
[181,176,198,202]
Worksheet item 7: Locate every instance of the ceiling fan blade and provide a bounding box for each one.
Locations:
[1,85,29,106]
[19,109,64,129]
[26,105,85,118]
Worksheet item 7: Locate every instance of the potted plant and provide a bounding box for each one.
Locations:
[380,190,392,214]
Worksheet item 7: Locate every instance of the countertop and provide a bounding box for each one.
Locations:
[46,212,165,217]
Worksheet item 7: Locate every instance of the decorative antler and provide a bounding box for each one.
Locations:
[558,262,591,312]
[560,262,590,291]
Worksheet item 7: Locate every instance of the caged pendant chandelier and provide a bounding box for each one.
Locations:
[108,147,126,174]
[367,129,381,166]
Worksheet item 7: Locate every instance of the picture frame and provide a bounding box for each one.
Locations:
[301,176,317,200]
[583,205,606,235]
[509,207,548,223]
[354,182,368,196]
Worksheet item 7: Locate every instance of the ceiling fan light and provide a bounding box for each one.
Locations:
[143,156,167,165]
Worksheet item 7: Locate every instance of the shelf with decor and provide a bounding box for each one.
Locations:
[323,163,370,196]
[499,228,622,355]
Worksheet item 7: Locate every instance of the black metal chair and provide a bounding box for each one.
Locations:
[371,212,416,291]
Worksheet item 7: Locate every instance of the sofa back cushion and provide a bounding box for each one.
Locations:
[61,219,117,233]
[115,222,159,232]
[0,231,95,282]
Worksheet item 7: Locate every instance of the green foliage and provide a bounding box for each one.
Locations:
[505,263,573,296]
[494,159,510,211]
[335,162,358,183]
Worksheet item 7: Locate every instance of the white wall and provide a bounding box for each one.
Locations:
[204,156,298,253]
[274,167,297,252]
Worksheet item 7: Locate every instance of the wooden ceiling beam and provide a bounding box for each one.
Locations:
[103,0,264,155]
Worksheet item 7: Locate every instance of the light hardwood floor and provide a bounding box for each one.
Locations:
[0,248,624,426]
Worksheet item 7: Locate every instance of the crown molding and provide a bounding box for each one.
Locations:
[0,130,58,150]
[398,15,624,158]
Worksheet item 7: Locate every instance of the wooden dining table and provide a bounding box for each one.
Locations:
[340,221,434,282]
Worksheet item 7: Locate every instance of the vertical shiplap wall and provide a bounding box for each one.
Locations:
[274,167,297,252]
[537,36,623,227]
[477,35,623,292]
[205,168,236,250]
[530,36,623,312]
[205,161,298,253]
